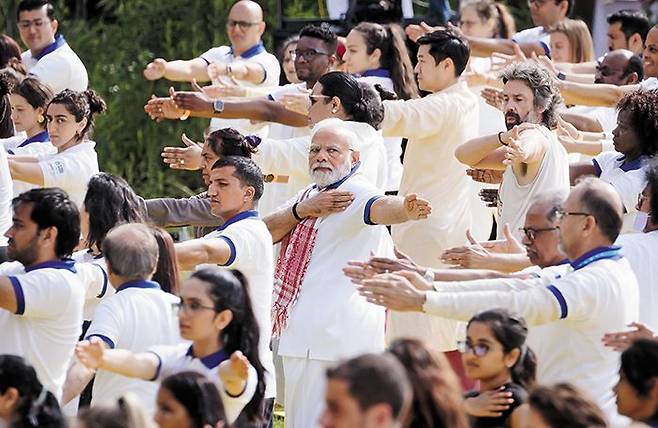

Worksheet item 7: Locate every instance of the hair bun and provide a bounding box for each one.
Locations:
[84,89,107,115]
[0,73,12,96]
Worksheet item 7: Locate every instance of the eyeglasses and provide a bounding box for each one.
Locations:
[457,340,490,357]
[555,208,592,222]
[227,20,260,30]
[309,94,330,105]
[519,226,559,241]
[18,18,50,29]
[293,49,331,61]
[173,300,216,314]
[638,193,649,205]
[527,0,549,5]
[309,146,350,158]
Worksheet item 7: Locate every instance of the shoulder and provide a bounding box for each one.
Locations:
[200,45,231,62]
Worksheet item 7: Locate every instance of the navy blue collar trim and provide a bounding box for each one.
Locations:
[116,279,161,293]
[215,210,259,232]
[34,34,67,60]
[361,68,391,78]
[315,162,361,191]
[557,259,570,265]
[616,155,644,172]
[229,41,265,59]
[25,258,77,273]
[186,346,229,369]
[17,130,49,149]
[570,246,622,270]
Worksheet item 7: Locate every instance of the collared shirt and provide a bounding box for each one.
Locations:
[149,343,257,424]
[10,131,56,197]
[512,26,551,56]
[202,211,276,398]
[85,279,180,415]
[0,259,85,401]
[21,34,88,92]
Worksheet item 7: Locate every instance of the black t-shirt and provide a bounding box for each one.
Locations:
[465,382,528,428]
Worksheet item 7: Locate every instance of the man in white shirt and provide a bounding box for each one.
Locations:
[0,188,84,400]
[357,177,639,427]
[456,63,570,241]
[17,0,88,92]
[62,223,180,414]
[143,0,279,134]
[264,123,431,427]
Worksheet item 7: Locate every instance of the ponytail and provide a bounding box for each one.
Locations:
[494,3,516,39]
[385,24,418,100]
[0,72,12,138]
[510,344,537,390]
[191,267,266,423]
[206,127,257,159]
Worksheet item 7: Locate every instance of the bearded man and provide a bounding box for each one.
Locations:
[263,118,431,427]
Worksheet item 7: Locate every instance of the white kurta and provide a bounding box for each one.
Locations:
[381,81,489,351]
[425,248,638,428]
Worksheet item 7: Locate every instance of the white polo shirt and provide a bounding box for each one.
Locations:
[593,151,648,233]
[278,171,393,361]
[85,280,181,414]
[616,230,658,331]
[38,140,99,207]
[22,34,88,93]
[149,343,257,424]
[512,26,551,56]
[0,146,11,245]
[7,131,56,197]
[424,246,638,427]
[201,211,276,399]
[71,251,114,321]
[200,42,280,135]
[0,259,85,401]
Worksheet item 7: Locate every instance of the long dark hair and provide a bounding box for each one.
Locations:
[83,172,146,251]
[150,226,180,295]
[318,71,384,129]
[190,268,265,423]
[0,72,13,138]
[467,308,537,390]
[0,355,67,428]
[159,371,227,428]
[352,22,418,100]
[388,339,469,428]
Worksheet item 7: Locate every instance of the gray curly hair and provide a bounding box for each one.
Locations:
[500,63,563,129]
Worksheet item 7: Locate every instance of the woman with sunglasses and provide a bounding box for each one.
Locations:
[75,267,265,426]
[460,308,536,428]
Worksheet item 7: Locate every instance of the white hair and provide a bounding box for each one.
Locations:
[311,118,360,151]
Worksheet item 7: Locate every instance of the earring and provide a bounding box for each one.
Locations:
[331,107,338,114]
[37,115,44,123]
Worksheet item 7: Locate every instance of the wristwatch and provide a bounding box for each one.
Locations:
[557,71,566,81]
[213,99,225,113]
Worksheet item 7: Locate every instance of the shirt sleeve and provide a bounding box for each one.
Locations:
[28,55,70,94]
[145,196,218,227]
[218,223,264,270]
[219,363,258,424]
[39,151,95,189]
[148,344,187,381]
[199,46,230,65]
[75,262,109,300]
[85,299,122,348]
[10,270,73,318]
[253,136,310,177]
[433,275,550,293]
[381,97,448,139]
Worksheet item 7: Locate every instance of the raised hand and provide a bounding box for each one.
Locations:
[404,21,437,42]
[464,388,514,417]
[280,92,312,116]
[161,133,203,170]
[144,58,167,80]
[193,78,246,99]
[343,260,378,284]
[144,94,184,121]
[481,88,505,111]
[404,193,432,220]
[490,43,527,72]
[75,337,106,370]
[358,272,426,311]
[171,89,214,114]
[296,190,355,218]
[440,229,491,268]
[367,248,423,276]
[602,322,656,352]
[467,168,504,184]
[503,126,526,165]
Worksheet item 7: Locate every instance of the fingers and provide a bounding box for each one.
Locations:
[191,79,204,93]
[181,133,196,147]
[502,223,514,241]
[466,228,477,245]
[393,246,410,260]
[169,86,176,98]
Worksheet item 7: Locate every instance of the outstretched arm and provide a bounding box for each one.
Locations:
[367,194,431,225]
[143,58,210,82]
[175,237,232,270]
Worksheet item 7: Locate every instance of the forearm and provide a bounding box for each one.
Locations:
[264,206,299,244]
[466,37,543,57]
[433,268,511,281]
[455,134,504,168]
[369,196,410,225]
[562,139,604,156]
[145,197,219,227]
[62,361,95,404]
[557,81,625,107]
[8,160,45,185]
[556,61,596,74]
[195,99,308,127]
[164,60,210,82]
[99,349,158,380]
[175,239,229,270]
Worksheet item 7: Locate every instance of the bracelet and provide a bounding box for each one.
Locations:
[226,64,233,77]
[179,110,191,121]
[498,131,508,146]
[292,202,304,222]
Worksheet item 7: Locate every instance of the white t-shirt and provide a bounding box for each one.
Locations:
[200,42,280,135]
[616,230,658,331]
[278,172,392,361]
[201,211,276,399]
[149,343,257,424]
[22,35,88,93]
[85,281,181,414]
[381,81,491,351]
[7,131,57,197]
[0,260,85,400]
[38,141,99,207]
[498,127,570,241]
[425,247,638,427]
[512,26,551,55]
[0,146,12,245]
[71,251,115,321]
[594,151,648,233]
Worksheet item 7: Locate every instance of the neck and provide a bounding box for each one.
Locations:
[30,38,56,57]
[25,251,59,268]
[192,335,222,358]
[623,149,642,163]
[646,219,658,233]
[569,239,614,261]
[434,76,459,93]
[232,40,259,57]
[223,204,255,221]
[24,125,44,139]
[480,371,513,391]
[57,137,81,153]
[541,254,569,268]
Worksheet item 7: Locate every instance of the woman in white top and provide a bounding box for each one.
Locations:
[75,268,265,425]
[7,89,105,207]
[7,77,56,195]
[343,22,418,192]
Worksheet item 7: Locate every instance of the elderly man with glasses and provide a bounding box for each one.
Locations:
[16,0,88,92]
[353,178,639,427]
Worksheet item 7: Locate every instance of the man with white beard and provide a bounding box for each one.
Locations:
[263,120,432,427]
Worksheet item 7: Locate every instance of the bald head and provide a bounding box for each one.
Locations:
[596,49,642,85]
[227,1,265,54]
[573,178,624,243]
[230,0,263,21]
[102,223,159,282]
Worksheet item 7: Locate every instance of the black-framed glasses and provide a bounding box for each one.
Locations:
[227,20,260,29]
[17,18,50,29]
[293,49,331,61]
[519,226,559,241]
[457,340,490,357]
[173,300,216,314]
[555,208,592,222]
